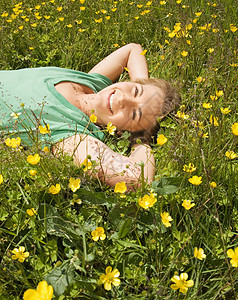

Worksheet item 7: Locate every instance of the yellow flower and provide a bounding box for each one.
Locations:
[68,177,81,192]
[183,163,196,173]
[80,6,85,10]
[29,170,37,176]
[210,115,219,126]
[114,182,127,194]
[10,112,22,119]
[160,1,166,5]
[203,102,212,109]
[91,227,106,241]
[161,212,173,227]
[176,111,189,119]
[207,48,214,53]
[230,24,237,33]
[181,51,188,57]
[106,122,117,135]
[140,49,147,55]
[90,114,97,123]
[39,124,50,134]
[225,151,237,159]
[56,6,62,11]
[220,107,231,114]
[227,247,238,267]
[59,17,64,21]
[0,174,3,185]
[99,266,120,291]
[11,246,29,263]
[171,273,194,294]
[27,154,40,165]
[196,76,205,83]
[49,184,61,194]
[81,158,92,171]
[138,194,157,209]
[23,281,53,300]
[66,24,73,28]
[182,200,195,210]
[210,95,218,101]
[5,137,21,148]
[27,208,37,216]
[43,146,50,153]
[210,181,217,188]
[216,90,224,97]
[188,175,202,185]
[157,134,168,145]
[232,123,238,135]
[194,247,206,260]
[195,12,202,17]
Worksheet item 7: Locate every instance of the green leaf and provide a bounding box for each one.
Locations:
[151,177,183,195]
[39,204,84,239]
[76,189,116,206]
[118,218,133,239]
[45,260,76,296]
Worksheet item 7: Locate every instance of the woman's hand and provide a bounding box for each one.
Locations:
[89,43,149,82]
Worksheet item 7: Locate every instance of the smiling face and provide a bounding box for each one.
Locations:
[93,82,164,132]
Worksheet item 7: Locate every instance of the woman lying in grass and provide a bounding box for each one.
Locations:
[0,43,180,187]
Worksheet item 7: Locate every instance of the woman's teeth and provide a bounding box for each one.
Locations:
[109,93,114,113]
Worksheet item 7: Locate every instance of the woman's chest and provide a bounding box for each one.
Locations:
[54,81,94,108]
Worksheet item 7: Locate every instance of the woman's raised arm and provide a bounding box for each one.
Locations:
[53,134,155,189]
[89,43,149,82]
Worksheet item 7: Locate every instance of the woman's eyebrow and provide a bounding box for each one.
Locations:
[138,107,142,123]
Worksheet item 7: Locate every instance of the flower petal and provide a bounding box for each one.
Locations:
[227,249,234,258]
[112,278,121,286]
[105,266,112,274]
[23,289,38,300]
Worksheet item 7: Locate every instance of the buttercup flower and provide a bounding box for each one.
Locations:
[99,266,120,291]
[216,90,224,97]
[81,158,92,171]
[157,134,168,145]
[188,175,202,185]
[27,208,37,216]
[171,272,194,294]
[10,112,22,119]
[43,146,50,153]
[138,194,157,209]
[91,227,106,241]
[27,154,40,165]
[68,177,81,192]
[23,280,53,300]
[225,151,237,159]
[231,123,238,135]
[5,137,21,148]
[194,247,206,260]
[11,246,29,263]
[29,170,37,176]
[39,124,50,134]
[183,163,196,173]
[140,49,147,55]
[114,182,127,194]
[176,111,189,119]
[90,114,97,123]
[161,211,173,227]
[220,107,231,114]
[182,200,195,210]
[203,102,212,109]
[196,76,205,83]
[49,184,61,194]
[0,174,3,184]
[227,247,238,267]
[210,115,219,126]
[106,122,117,135]
[210,181,217,188]
[181,51,188,57]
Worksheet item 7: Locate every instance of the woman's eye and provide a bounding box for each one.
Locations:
[132,110,136,120]
[135,86,138,97]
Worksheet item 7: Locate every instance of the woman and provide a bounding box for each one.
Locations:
[0,43,180,188]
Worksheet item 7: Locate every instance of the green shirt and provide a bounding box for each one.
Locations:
[0,67,112,146]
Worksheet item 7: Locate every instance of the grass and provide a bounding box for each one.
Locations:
[0,0,237,299]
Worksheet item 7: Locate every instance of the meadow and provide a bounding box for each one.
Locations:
[0,0,237,299]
